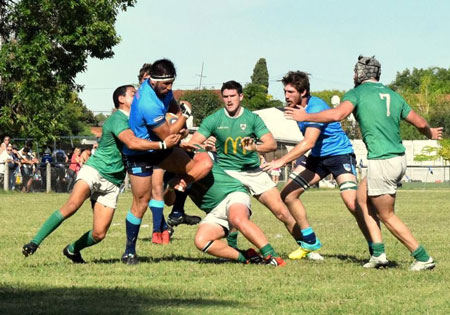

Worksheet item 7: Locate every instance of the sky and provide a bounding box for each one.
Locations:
[76,0,450,114]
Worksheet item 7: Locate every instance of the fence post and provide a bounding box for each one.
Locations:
[46,162,51,193]
[124,173,129,191]
[3,163,9,191]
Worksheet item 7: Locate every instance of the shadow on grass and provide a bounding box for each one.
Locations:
[0,285,243,314]
[92,255,230,265]
[324,254,400,268]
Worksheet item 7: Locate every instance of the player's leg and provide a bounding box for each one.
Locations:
[194,223,236,260]
[149,168,168,244]
[63,201,115,264]
[22,179,91,257]
[123,156,153,259]
[227,200,285,266]
[167,189,201,227]
[367,155,434,270]
[279,165,323,260]
[158,149,213,186]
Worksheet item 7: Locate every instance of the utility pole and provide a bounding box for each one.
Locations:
[196,62,206,89]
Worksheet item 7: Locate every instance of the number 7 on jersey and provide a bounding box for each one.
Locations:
[379,93,391,117]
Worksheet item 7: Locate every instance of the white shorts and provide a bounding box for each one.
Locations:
[76,165,121,209]
[225,168,276,196]
[200,191,251,232]
[270,169,281,176]
[367,155,407,196]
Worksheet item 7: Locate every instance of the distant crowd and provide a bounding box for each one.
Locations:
[0,135,97,192]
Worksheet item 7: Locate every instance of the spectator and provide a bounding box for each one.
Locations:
[0,144,10,187]
[19,147,36,192]
[67,147,81,192]
[80,148,91,165]
[0,136,11,155]
[40,147,53,191]
[53,143,68,193]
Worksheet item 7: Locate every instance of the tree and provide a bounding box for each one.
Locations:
[251,58,269,89]
[0,0,136,142]
[180,89,223,126]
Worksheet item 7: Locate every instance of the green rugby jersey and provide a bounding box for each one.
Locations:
[188,163,248,213]
[86,110,129,186]
[197,107,270,170]
[343,82,411,159]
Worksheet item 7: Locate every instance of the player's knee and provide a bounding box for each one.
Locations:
[377,211,394,222]
[194,234,210,251]
[92,230,106,242]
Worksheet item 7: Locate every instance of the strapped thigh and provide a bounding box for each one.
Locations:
[339,181,357,191]
[202,240,214,253]
[289,171,310,190]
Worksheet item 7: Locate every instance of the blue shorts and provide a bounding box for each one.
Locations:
[300,153,357,179]
[125,149,173,177]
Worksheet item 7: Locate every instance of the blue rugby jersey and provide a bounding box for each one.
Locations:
[297,96,353,157]
[124,80,173,156]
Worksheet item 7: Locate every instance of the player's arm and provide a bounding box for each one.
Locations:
[262,127,320,172]
[118,129,180,150]
[241,132,277,153]
[285,101,354,123]
[152,101,192,140]
[404,110,443,140]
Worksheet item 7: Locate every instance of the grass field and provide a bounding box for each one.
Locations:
[1,188,449,314]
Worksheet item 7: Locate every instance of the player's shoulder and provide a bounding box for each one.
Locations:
[307,96,330,112]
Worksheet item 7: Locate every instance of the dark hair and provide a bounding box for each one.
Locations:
[138,63,152,82]
[281,71,310,96]
[221,80,243,94]
[149,59,176,80]
[113,85,135,109]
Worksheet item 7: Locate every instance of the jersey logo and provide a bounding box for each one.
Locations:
[153,116,164,123]
[240,124,247,131]
[224,137,247,155]
[217,126,229,130]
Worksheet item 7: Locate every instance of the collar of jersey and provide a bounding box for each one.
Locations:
[119,109,130,117]
[223,106,244,118]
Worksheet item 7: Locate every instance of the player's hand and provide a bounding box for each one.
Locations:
[179,128,189,139]
[285,105,307,121]
[163,134,181,149]
[167,176,187,192]
[180,142,200,152]
[430,127,443,140]
[241,137,257,151]
[204,136,216,151]
[261,159,284,172]
[180,102,192,118]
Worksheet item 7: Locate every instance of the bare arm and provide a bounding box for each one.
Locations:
[262,127,320,171]
[404,110,443,140]
[241,132,277,153]
[118,129,180,151]
[188,132,208,146]
[285,101,355,123]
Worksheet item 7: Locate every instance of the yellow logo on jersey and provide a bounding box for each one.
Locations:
[224,137,247,155]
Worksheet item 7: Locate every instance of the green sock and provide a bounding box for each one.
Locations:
[227,232,238,249]
[411,245,430,262]
[372,243,385,257]
[31,210,65,245]
[237,252,247,263]
[68,230,98,253]
[260,243,279,258]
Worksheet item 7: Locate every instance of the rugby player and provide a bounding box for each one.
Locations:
[22,85,180,263]
[286,55,443,271]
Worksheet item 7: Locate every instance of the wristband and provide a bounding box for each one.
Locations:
[159,141,167,150]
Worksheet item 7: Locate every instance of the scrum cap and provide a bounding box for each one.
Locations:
[354,55,381,86]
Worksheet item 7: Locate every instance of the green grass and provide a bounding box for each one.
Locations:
[1,189,450,314]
